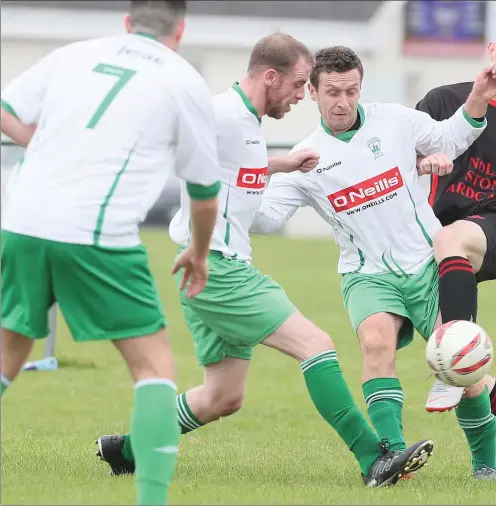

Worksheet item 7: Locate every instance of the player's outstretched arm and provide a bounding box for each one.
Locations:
[404,62,495,160]
[268,148,320,175]
[250,171,309,235]
[0,107,36,147]
[1,47,60,147]
[464,61,496,117]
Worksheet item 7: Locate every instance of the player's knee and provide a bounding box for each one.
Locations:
[359,324,397,374]
[433,224,464,261]
[294,327,335,362]
[433,221,486,268]
[263,312,335,362]
[360,332,394,358]
[113,328,174,382]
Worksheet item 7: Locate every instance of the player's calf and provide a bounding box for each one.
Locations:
[262,312,433,484]
[1,328,35,396]
[179,357,249,425]
[113,329,180,504]
[455,378,496,477]
[97,356,249,475]
[357,313,407,453]
[433,221,486,324]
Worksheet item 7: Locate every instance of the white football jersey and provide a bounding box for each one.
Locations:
[1,33,220,247]
[252,103,486,275]
[169,83,268,262]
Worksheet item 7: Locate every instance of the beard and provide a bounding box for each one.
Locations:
[265,86,288,119]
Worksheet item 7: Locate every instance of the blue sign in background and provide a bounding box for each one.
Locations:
[405,0,486,42]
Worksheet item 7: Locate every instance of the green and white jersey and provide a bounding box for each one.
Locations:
[1,33,220,247]
[170,83,268,262]
[252,102,486,275]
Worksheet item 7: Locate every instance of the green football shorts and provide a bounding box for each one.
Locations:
[175,250,297,366]
[1,231,166,341]
[341,258,439,349]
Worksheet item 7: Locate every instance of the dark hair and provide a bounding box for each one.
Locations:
[129,1,186,37]
[310,46,364,89]
[247,33,314,75]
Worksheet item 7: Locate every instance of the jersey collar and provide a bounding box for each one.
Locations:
[320,104,365,143]
[232,82,262,124]
[133,32,159,41]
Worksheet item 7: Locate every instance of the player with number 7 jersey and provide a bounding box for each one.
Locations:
[1,2,222,503]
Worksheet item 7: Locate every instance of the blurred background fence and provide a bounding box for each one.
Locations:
[2,0,494,238]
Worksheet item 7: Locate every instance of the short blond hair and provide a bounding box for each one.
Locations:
[247,33,314,75]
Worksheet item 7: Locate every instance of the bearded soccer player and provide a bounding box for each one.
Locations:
[96,33,434,488]
[1,2,222,504]
[415,41,496,415]
[251,46,496,480]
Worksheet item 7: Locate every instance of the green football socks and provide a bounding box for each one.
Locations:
[131,379,180,505]
[456,388,496,472]
[301,350,381,475]
[177,392,204,433]
[122,391,203,463]
[363,378,406,452]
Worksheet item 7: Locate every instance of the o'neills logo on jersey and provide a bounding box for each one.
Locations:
[328,168,404,212]
[237,167,268,189]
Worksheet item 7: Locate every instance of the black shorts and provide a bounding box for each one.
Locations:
[462,211,496,283]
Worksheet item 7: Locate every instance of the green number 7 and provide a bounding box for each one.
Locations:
[86,63,137,129]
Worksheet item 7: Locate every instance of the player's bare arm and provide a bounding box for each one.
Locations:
[464,60,496,118]
[0,107,36,147]
[268,148,320,175]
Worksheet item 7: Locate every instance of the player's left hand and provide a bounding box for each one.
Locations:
[283,148,320,173]
[472,60,496,101]
[416,153,454,177]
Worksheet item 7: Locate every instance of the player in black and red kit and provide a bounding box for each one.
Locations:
[416,42,496,423]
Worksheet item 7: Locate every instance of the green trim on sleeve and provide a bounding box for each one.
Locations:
[187,181,221,200]
[462,107,487,128]
[1,100,18,118]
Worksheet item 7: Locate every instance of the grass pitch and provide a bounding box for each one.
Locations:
[1,230,495,505]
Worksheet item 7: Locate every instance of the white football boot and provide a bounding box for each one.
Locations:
[425,378,465,412]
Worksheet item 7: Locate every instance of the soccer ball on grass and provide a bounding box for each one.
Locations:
[426,320,493,387]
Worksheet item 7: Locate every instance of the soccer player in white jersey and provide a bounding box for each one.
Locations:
[1,1,222,503]
[251,46,496,480]
[97,33,434,488]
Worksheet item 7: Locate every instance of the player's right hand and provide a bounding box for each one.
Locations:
[472,60,496,101]
[416,153,454,177]
[286,148,320,173]
[171,247,209,298]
